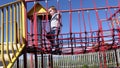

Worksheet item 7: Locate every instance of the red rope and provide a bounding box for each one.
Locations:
[92,0,106,68]
[106,0,120,46]
[87,11,94,45]
[92,0,105,44]
[78,11,84,49]
[116,0,120,27]
[106,0,112,20]
[78,11,81,33]
[80,0,86,32]
[82,11,86,31]
[80,0,89,52]
[68,0,74,54]
[105,0,116,37]
[45,0,51,52]
[87,11,92,32]
[69,0,72,33]
[105,9,112,29]
[104,9,114,44]
[117,0,120,44]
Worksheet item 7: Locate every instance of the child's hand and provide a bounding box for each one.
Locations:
[57,11,60,14]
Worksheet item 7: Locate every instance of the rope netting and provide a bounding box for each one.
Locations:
[27,0,120,54]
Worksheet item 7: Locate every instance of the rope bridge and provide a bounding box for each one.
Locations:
[0,0,120,68]
[27,0,120,54]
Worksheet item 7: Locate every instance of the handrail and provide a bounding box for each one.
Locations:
[0,1,20,9]
[6,6,12,63]
[1,8,6,68]
[0,1,26,68]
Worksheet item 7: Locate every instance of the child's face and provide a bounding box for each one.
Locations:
[48,8,56,16]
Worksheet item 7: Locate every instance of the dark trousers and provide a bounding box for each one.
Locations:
[46,28,60,49]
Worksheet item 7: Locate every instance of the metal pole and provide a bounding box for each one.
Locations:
[35,52,38,68]
[23,49,27,68]
[17,58,19,68]
[41,53,44,68]
[114,49,119,68]
[50,55,53,68]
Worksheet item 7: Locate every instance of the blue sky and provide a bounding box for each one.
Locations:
[0,0,119,43]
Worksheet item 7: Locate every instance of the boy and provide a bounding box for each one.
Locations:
[46,6,62,54]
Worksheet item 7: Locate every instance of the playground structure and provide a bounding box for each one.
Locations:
[0,0,120,68]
